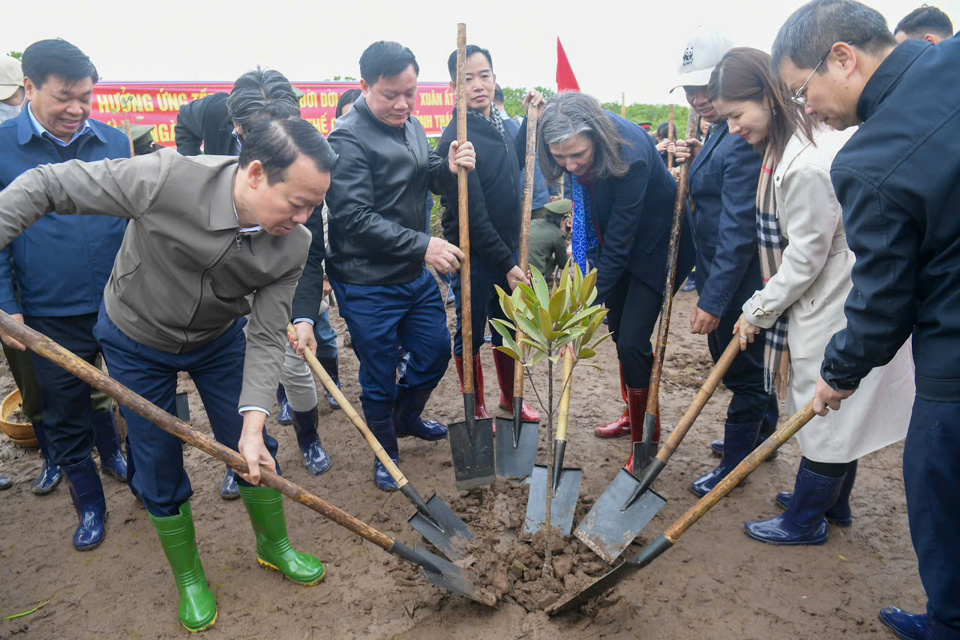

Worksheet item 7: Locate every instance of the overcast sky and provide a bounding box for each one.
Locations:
[4,0,958,105]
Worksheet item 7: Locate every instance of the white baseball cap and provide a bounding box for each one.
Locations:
[672,29,733,90]
[0,56,23,101]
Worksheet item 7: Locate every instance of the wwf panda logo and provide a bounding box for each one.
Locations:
[682,47,695,67]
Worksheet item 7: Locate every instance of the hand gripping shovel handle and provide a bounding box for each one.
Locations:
[550,401,816,615]
[511,104,540,444]
[551,348,574,493]
[287,325,444,534]
[456,24,474,404]
[626,334,740,506]
[0,310,442,575]
[639,108,700,465]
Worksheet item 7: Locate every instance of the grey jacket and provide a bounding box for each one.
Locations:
[0,148,311,410]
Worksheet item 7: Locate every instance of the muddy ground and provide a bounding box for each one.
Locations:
[0,287,924,639]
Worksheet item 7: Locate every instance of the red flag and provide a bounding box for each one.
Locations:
[556,38,580,92]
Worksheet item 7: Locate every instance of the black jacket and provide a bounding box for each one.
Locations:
[687,121,764,319]
[522,112,694,303]
[437,108,521,276]
[822,38,960,401]
[325,97,456,285]
[174,92,236,156]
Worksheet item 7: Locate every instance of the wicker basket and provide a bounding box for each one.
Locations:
[0,389,38,448]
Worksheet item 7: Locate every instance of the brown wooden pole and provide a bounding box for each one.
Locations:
[638,108,699,465]
[513,105,540,403]
[122,120,135,157]
[456,23,474,399]
[0,311,397,552]
[665,401,816,542]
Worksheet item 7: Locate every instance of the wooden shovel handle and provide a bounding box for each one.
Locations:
[513,106,540,398]
[556,349,574,442]
[645,108,699,417]
[656,334,740,463]
[288,325,408,489]
[456,23,474,395]
[0,310,398,552]
[664,400,816,543]
[666,105,676,170]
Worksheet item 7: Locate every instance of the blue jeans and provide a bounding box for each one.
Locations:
[313,309,338,360]
[903,398,960,631]
[331,268,450,421]
[94,305,279,517]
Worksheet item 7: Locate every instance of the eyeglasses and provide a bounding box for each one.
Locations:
[791,52,828,106]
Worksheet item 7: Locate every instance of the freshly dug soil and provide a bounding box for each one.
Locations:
[0,287,925,639]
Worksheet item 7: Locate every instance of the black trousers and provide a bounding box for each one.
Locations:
[25,313,100,466]
[708,305,769,425]
[605,273,661,389]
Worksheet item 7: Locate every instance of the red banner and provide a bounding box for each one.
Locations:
[91,82,457,147]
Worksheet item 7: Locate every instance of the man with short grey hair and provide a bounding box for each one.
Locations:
[773,1,960,638]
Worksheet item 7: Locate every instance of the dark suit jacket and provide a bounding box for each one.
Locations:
[175,92,235,156]
[687,121,763,319]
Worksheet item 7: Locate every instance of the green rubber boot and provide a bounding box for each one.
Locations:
[238,486,325,586]
[149,501,218,633]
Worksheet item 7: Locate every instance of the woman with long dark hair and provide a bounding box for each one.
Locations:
[710,48,914,545]
[529,90,694,472]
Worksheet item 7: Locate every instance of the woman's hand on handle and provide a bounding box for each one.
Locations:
[733,314,762,351]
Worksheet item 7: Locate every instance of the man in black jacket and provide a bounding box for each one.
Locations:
[775,1,960,638]
[438,45,538,424]
[323,41,474,492]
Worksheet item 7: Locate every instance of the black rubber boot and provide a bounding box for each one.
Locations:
[220,465,240,500]
[691,421,762,498]
[367,415,399,492]
[317,356,341,411]
[276,385,292,426]
[394,385,447,441]
[62,456,107,551]
[291,406,332,476]
[91,410,128,483]
[31,420,61,495]
[776,459,857,527]
[711,394,779,459]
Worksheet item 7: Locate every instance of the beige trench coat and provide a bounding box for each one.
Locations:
[742,128,914,463]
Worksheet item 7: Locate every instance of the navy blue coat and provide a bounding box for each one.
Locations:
[822,38,960,402]
[0,109,130,317]
[587,112,694,303]
[687,121,764,319]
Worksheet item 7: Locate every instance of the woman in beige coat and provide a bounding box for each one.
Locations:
[709,48,914,546]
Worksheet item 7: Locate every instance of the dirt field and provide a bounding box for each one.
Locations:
[0,288,924,639]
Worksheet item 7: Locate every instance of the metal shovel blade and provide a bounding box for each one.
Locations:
[574,468,666,564]
[448,416,495,490]
[415,546,496,606]
[494,416,539,480]
[408,493,476,561]
[524,464,583,536]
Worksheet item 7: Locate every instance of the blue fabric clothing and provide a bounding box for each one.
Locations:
[26,313,100,466]
[0,108,130,317]
[502,115,551,211]
[94,306,280,517]
[822,38,960,402]
[571,174,600,275]
[313,309,339,360]
[330,268,450,421]
[687,121,765,319]
[903,398,960,631]
[451,254,514,357]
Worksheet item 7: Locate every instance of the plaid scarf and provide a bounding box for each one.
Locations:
[756,144,790,395]
[467,105,506,142]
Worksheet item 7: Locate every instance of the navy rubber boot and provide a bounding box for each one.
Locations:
[91,410,128,483]
[878,606,927,640]
[394,385,447,441]
[744,464,845,545]
[291,406,332,476]
[777,460,857,527]
[691,421,761,498]
[0,475,11,490]
[220,465,240,500]
[31,420,61,495]
[712,394,779,458]
[276,385,293,426]
[928,617,960,640]
[317,356,341,411]
[62,456,107,551]
[367,415,399,492]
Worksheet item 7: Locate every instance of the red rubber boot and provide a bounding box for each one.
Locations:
[624,387,660,474]
[594,362,630,438]
[492,350,540,421]
[453,356,491,419]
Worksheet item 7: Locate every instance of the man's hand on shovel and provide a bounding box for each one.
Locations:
[288,321,318,357]
[813,375,855,416]
[237,411,277,485]
[0,313,27,351]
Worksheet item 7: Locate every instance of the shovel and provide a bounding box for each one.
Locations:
[550,401,816,615]
[290,325,475,562]
[0,310,494,607]
[574,334,740,562]
[447,23,495,490]
[495,103,541,481]
[524,348,582,535]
